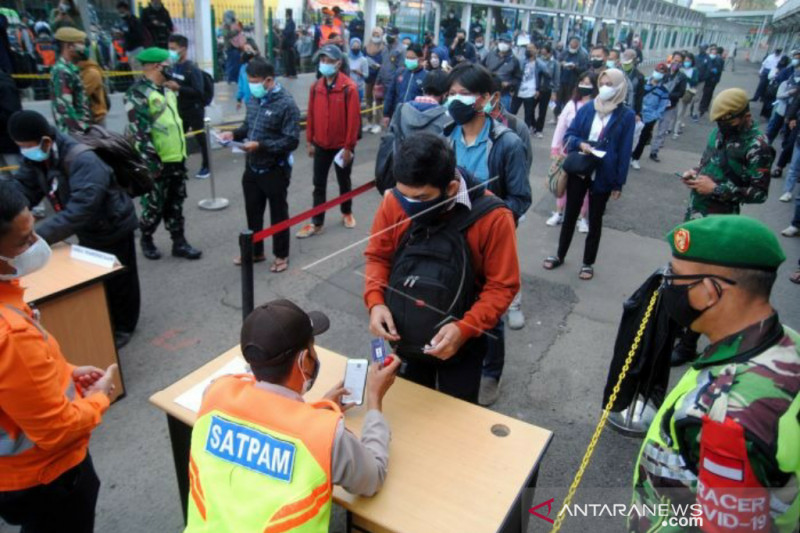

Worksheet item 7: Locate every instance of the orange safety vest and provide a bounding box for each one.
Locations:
[320,24,336,41]
[113,40,128,63]
[35,41,57,67]
[185,375,342,533]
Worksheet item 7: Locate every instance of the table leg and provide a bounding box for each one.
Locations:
[166,414,192,524]
[499,465,539,533]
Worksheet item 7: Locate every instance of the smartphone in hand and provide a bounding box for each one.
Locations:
[342,359,369,406]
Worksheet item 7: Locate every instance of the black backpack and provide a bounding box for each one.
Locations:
[68,125,153,197]
[201,69,215,106]
[386,193,506,360]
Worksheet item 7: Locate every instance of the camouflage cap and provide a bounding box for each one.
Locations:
[136,47,170,64]
[710,88,749,121]
[667,215,786,272]
[54,26,86,43]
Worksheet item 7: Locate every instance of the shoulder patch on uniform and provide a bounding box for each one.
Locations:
[205,415,296,482]
[674,228,691,254]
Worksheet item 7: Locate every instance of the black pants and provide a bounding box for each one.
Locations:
[557,173,611,266]
[533,90,551,132]
[0,454,100,533]
[242,165,290,258]
[778,126,798,169]
[400,336,487,404]
[86,232,140,334]
[312,146,353,227]
[181,109,209,169]
[699,81,718,116]
[632,120,657,160]
[283,47,297,77]
[511,96,536,130]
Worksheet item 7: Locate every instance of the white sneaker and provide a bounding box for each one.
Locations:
[780,192,793,202]
[782,225,799,237]
[577,217,589,233]
[548,118,557,125]
[672,134,680,140]
[370,124,381,134]
[507,307,525,330]
[631,159,641,170]
[536,132,544,139]
[546,212,563,226]
[361,124,372,132]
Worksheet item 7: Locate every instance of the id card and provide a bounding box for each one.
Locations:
[371,338,387,366]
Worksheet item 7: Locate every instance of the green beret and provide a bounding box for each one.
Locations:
[666,216,785,272]
[710,88,749,122]
[136,47,170,64]
[54,27,87,43]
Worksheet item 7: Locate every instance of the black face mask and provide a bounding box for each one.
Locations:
[161,65,174,80]
[590,58,604,69]
[577,86,594,98]
[525,50,534,59]
[448,99,478,125]
[241,52,255,63]
[717,119,744,138]
[661,283,709,329]
[386,36,396,45]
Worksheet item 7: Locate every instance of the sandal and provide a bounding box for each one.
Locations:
[790,269,800,285]
[270,258,289,273]
[543,256,563,270]
[234,254,266,266]
[579,265,594,280]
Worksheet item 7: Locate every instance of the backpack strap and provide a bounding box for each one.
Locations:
[455,194,507,232]
[61,143,93,173]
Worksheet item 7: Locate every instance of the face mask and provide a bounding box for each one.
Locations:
[168,50,180,63]
[621,62,634,72]
[590,58,604,68]
[59,4,70,12]
[652,71,664,81]
[717,119,742,138]
[482,97,497,114]
[475,42,484,49]
[405,58,419,70]
[350,47,361,57]
[319,62,337,77]
[683,61,692,69]
[371,36,382,44]
[792,58,800,67]
[708,53,717,59]
[597,85,617,101]
[568,46,578,54]
[445,94,478,125]
[606,60,616,69]
[660,283,709,330]
[241,52,255,62]
[0,237,52,280]
[577,85,594,97]
[392,189,449,225]
[297,350,320,394]
[20,140,50,162]
[386,35,395,45]
[498,43,510,53]
[249,81,267,99]
[430,57,440,69]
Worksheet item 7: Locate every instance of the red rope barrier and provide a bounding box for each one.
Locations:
[251,180,377,244]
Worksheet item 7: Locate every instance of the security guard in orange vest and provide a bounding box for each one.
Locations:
[0,181,117,532]
[185,299,401,532]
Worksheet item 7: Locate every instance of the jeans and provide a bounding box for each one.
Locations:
[792,184,800,228]
[784,142,800,196]
[777,126,798,169]
[767,113,785,145]
[311,146,353,226]
[225,48,241,83]
[500,93,512,112]
[651,106,677,155]
[243,165,291,258]
[557,173,612,265]
[481,319,505,380]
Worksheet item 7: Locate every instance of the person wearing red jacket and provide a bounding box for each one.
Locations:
[297,44,362,238]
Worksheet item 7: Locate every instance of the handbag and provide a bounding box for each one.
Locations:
[562,151,600,178]
[547,156,567,197]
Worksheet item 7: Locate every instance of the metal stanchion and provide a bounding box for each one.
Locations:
[198,117,230,211]
[240,230,255,322]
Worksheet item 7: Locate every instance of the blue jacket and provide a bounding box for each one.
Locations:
[564,101,636,193]
[383,67,428,118]
[445,118,532,221]
[641,80,670,123]
[236,62,250,103]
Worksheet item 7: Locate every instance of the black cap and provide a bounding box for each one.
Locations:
[316,43,343,61]
[240,299,329,369]
[8,110,53,143]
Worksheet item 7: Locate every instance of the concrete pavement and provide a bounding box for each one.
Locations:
[2,63,797,533]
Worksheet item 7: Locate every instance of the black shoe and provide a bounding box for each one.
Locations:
[114,330,132,349]
[670,346,695,367]
[172,240,202,260]
[140,236,162,260]
[772,168,783,178]
[649,153,660,163]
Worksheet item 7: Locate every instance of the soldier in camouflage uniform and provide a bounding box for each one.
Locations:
[631,216,800,533]
[124,47,201,260]
[673,88,776,365]
[50,27,91,133]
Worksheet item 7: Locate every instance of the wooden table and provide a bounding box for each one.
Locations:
[22,244,125,401]
[150,346,552,533]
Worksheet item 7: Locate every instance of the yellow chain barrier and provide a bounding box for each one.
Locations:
[12,71,144,80]
[548,289,660,533]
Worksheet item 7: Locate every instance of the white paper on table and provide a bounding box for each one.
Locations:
[334,148,352,168]
[590,148,607,158]
[232,146,246,154]
[173,357,251,413]
[70,244,118,269]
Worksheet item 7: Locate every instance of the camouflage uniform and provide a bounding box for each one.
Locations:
[124,77,188,239]
[630,316,800,532]
[685,123,774,220]
[50,56,91,133]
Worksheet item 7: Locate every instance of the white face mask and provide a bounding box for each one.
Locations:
[598,85,618,101]
[371,36,381,44]
[296,350,318,394]
[498,43,510,53]
[0,236,52,280]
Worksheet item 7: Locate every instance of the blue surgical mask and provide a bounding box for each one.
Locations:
[405,58,419,70]
[652,71,664,81]
[249,81,267,99]
[606,60,616,69]
[482,98,496,114]
[392,188,448,225]
[168,50,180,63]
[792,58,800,67]
[20,141,50,162]
[683,61,692,69]
[709,53,717,60]
[319,62,337,77]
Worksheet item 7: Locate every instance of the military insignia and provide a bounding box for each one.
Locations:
[674,229,691,254]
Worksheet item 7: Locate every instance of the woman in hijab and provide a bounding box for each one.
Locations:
[348,37,369,101]
[425,45,451,72]
[543,68,635,280]
[363,26,385,133]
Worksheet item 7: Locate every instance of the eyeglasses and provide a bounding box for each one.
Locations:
[661,264,737,288]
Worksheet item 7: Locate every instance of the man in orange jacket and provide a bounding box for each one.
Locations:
[0,181,117,532]
[364,132,520,403]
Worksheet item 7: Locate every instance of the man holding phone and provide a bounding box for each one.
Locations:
[184,299,401,532]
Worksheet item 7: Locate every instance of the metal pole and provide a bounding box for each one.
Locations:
[198,117,230,210]
[268,7,274,63]
[240,230,255,322]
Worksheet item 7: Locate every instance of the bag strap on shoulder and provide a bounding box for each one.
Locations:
[455,194,506,232]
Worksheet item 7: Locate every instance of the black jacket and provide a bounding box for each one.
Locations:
[140,5,173,48]
[233,85,300,172]
[0,71,21,154]
[626,68,645,116]
[120,13,145,51]
[171,60,204,114]
[602,271,679,412]
[12,133,138,247]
